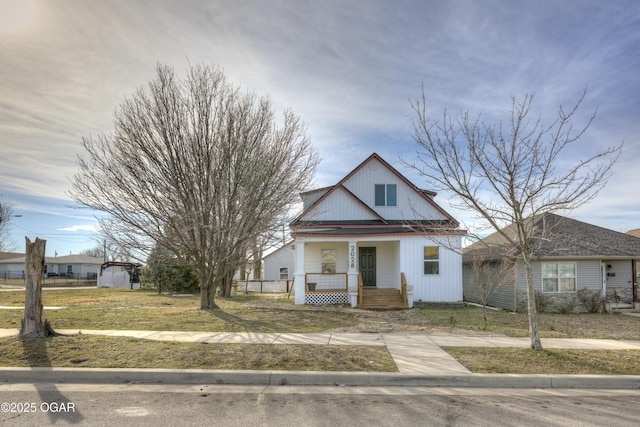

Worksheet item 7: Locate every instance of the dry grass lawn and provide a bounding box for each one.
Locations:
[2,288,640,373]
[0,335,397,372]
[445,347,640,375]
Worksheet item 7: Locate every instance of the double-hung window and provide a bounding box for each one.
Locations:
[542,262,576,292]
[279,267,289,280]
[321,249,336,274]
[424,246,440,275]
[375,184,397,206]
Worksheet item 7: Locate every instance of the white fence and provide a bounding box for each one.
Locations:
[235,280,293,293]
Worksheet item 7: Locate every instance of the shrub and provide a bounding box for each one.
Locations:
[534,291,549,312]
[141,246,199,293]
[557,298,577,314]
[576,288,606,313]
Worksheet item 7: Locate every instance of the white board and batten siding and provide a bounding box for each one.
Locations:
[303,240,402,288]
[263,244,295,281]
[304,187,380,222]
[400,235,463,303]
[341,158,449,222]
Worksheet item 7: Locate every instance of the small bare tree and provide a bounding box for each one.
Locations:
[70,63,318,309]
[0,198,16,252]
[405,89,621,350]
[80,238,136,262]
[465,247,516,329]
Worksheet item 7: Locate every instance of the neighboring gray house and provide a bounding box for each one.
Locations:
[262,242,294,281]
[0,254,103,279]
[0,252,23,261]
[463,213,640,312]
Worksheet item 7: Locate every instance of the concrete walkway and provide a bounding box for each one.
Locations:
[2,328,640,388]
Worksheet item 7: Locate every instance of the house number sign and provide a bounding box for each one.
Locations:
[350,245,356,269]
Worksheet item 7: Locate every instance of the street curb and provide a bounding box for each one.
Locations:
[2,368,640,389]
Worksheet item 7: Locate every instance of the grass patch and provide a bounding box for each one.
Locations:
[2,289,639,339]
[2,289,640,374]
[0,289,357,333]
[0,335,397,372]
[444,347,640,375]
[419,308,640,339]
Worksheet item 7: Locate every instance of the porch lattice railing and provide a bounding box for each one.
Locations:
[305,273,348,293]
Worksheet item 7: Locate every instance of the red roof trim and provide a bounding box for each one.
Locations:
[292,230,465,238]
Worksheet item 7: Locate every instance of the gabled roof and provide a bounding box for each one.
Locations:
[291,152,459,229]
[464,213,640,259]
[263,241,295,261]
[0,252,23,261]
[627,229,640,238]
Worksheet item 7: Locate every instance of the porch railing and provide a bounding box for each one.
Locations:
[305,273,348,293]
[401,272,408,305]
[358,272,363,305]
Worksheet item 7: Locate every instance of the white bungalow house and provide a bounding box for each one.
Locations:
[290,153,465,308]
[263,242,295,281]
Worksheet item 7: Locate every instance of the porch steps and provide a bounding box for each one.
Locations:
[358,288,407,310]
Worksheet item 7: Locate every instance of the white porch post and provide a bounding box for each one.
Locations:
[294,239,306,305]
[348,240,358,307]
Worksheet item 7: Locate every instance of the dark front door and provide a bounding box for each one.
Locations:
[359,247,376,287]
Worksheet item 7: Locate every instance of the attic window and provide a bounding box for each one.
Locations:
[375,184,396,206]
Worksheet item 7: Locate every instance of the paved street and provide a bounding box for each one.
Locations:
[2,328,640,388]
[1,383,639,426]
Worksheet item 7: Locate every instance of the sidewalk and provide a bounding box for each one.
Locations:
[2,328,640,388]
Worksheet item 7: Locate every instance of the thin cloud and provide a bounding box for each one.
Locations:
[57,225,99,233]
[1,0,639,256]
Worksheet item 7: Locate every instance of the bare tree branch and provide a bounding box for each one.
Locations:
[69,63,319,309]
[0,198,16,252]
[403,88,622,350]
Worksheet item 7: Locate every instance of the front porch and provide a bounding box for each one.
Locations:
[294,238,401,307]
[301,271,411,309]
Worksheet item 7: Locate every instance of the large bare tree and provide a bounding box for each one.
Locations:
[70,63,318,309]
[404,89,621,350]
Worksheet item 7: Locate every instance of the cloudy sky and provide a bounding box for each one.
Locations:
[1,0,639,256]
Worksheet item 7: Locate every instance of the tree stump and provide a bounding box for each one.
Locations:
[20,237,59,338]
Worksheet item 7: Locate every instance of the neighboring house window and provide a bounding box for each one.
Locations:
[375,184,397,206]
[322,249,336,273]
[542,262,576,292]
[279,267,289,280]
[424,246,439,275]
